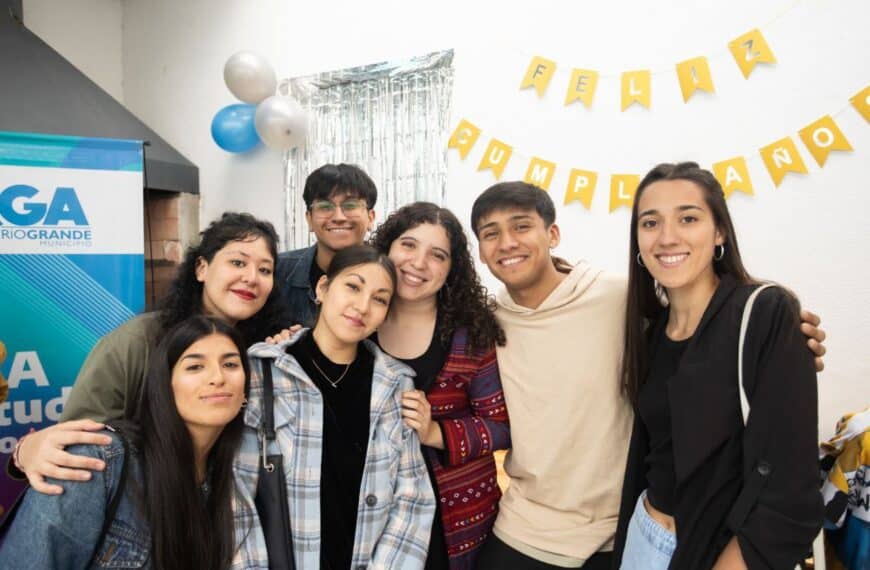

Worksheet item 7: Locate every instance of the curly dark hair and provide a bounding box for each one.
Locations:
[370,202,505,353]
[159,212,290,345]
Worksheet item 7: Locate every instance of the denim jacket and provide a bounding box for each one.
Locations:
[0,431,151,569]
[275,245,318,328]
[232,332,436,569]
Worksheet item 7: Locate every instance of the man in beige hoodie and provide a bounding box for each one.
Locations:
[469,181,826,570]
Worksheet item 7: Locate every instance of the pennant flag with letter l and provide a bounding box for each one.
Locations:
[609,174,640,212]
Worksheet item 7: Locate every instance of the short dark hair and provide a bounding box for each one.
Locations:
[470,181,556,235]
[302,163,378,210]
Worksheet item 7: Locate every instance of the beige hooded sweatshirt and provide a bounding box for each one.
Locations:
[493,260,633,562]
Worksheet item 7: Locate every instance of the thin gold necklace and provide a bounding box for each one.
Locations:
[311,358,351,388]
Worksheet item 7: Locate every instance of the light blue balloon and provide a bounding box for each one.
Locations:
[210,103,260,152]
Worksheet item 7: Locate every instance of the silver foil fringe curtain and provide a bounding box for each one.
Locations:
[281,50,454,249]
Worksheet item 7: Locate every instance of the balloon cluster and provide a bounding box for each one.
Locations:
[211,52,309,153]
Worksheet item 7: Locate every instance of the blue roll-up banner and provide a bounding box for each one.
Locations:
[0,131,144,518]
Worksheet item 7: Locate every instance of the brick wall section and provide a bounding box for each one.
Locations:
[144,191,199,310]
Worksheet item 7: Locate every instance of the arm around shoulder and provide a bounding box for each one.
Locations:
[439,347,511,467]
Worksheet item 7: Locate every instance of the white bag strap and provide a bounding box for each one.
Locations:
[737,283,776,426]
[737,283,826,570]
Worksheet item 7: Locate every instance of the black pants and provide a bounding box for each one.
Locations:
[476,534,613,570]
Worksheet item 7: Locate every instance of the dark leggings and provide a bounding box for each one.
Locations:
[476,534,613,570]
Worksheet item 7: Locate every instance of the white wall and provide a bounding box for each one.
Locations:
[23,0,124,102]
[30,0,870,437]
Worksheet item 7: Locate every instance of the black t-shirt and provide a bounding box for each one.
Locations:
[638,328,689,516]
[285,332,373,570]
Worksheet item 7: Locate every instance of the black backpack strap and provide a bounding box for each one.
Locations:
[261,358,275,441]
[87,425,131,566]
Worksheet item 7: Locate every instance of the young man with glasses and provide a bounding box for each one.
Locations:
[276,163,377,326]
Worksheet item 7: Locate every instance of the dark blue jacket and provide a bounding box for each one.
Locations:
[275,245,318,328]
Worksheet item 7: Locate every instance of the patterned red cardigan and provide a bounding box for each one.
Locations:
[427,328,510,570]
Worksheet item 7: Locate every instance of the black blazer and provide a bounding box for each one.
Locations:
[613,275,823,569]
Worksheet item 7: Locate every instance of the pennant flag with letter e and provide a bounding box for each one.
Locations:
[521,56,557,97]
[609,174,640,212]
[728,29,776,79]
[524,156,557,190]
[760,137,808,186]
[676,56,715,102]
[621,70,651,110]
[565,69,599,107]
[478,139,513,179]
[564,169,598,208]
[798,115,853,167]
[712,156,754,198]
[850,85,870,123]
[448,119,482,159]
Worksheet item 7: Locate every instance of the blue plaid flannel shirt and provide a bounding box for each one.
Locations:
[232,333,436,569]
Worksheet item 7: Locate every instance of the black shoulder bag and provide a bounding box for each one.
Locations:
[0,425,130,566]
[254,357,296,570]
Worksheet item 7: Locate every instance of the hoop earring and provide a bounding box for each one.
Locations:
[636,252,645,267]
[714,244,725,261]
[240,397,248,408]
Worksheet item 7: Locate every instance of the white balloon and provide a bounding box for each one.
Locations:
[254,96,309,150]
[223,51,277,104]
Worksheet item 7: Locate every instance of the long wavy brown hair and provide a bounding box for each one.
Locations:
[370,202,505,353]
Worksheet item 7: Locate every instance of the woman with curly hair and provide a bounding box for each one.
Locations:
[369,201,511,570]
[10,212,289,494]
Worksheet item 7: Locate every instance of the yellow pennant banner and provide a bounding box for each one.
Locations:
[610,174,640,212]
[676,56,715,103]
[728,28,777,79]
[565,169,598,209]
[621,70,651,111]
[478,139,513,180]
[565,69,599,108]
[524,157,557,190]
[447,119,481,160]
[521,56,557,97]
[850,85,870,123]
[760,137,808,187]
[712,156,754,198]
[798,115,853,167]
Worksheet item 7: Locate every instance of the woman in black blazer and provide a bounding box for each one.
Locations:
[613,162,823,569]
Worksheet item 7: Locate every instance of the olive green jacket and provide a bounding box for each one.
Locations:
[61,312,161,422]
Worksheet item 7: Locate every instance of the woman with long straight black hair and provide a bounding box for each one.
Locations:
[1,315,250,569]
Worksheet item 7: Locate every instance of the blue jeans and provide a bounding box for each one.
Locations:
[620,491,676,570]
